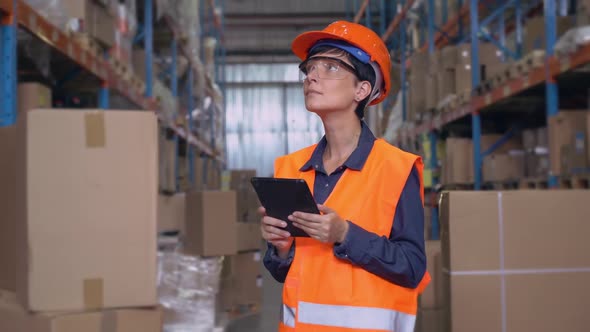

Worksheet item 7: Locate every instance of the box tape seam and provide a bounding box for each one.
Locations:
[83,278,104,310]
[85,112,106,148]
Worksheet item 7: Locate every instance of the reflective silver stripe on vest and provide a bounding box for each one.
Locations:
[297,301,416,331]
[281,304,296,328]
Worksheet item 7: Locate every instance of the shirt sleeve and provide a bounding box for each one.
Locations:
[263,241,295,283]
[333,166,427,288]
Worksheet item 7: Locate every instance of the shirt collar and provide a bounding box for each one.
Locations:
[299,121,376,172]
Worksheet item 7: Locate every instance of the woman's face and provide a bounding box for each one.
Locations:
[301,52,367,116]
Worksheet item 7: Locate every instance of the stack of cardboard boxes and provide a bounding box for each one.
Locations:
[218,170,264,312]
[521,126,549,178]
[548,110,590,176]
[0,84,163,330]
[440,190,590,331]
[416,241,447,332]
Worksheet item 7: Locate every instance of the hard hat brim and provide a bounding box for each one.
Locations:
[291,31,363,61]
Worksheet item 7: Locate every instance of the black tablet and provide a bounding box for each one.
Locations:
[250,177,319,238]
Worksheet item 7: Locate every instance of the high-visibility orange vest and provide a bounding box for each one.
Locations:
[273,139,431,332]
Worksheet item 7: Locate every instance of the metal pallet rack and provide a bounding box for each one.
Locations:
[348,0,590,240]
[0,0,227,192]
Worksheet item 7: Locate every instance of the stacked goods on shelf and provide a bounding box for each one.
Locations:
[159,128,177,194]
[481,134,525,183]
[441,133,524,185]
[0,83,163,329]
[408,52,429,121]
[522,15,575,55]
[416,241,446,332]
[218,170,264,312]
[441,138,473,185]
[440,191,590,332]
[112,0,137,67]
[222,170,260,223]
[548,110,590,176]
[218,251,263,313]
[420,134,446,188]
[157,250,223,331]
[521,127,549,178]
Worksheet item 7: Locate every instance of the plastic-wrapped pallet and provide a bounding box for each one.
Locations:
[158,0,201,66]
[23,0,69,31]
[555,26,590,56]
[158,250,224,332]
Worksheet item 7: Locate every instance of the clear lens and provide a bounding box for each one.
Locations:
[298,57,356,82]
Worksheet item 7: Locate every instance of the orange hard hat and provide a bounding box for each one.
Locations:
[291,20,391,106]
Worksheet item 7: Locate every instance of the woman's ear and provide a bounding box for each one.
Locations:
[354,81,372,102]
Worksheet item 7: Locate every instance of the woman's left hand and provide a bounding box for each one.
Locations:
[289,204,349,243]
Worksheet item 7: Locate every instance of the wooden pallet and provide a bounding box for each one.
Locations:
[559,174,590,189]
[484,180,520,190]
[510,50,546,77]
[457,90,471,105]
[519,177,549,189]
[71,33,102,58]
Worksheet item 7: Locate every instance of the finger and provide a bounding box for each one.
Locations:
[317,204,335,214]
[291,212,323,223]
[257,206,266,216]
[264,224,291,238]
[292,221,319,237]
[289,215,322,231]
[267,233,291,241]
[262,216,287,228]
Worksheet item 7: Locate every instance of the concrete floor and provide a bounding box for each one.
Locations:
[226,261,282,332]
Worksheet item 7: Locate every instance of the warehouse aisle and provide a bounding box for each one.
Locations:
[227,260,282,332]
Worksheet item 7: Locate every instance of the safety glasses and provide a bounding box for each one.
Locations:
[298,56,359,82]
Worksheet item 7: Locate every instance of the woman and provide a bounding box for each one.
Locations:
[259,21,430,332]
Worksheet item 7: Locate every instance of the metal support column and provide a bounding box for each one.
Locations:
[544,0,559,187]
[220,0,228,164]
[498,13,506,61]
[427,0,439,240]
[98,82,109,109]
[365,1,372,29]
[470,0,482,190]
[170,37,180,192]
[0,3,17,128]
[400,0,407,122]
[515,0,523,58]
[187,68,195,186]
[379,0,386,35]
[144,0,153,97]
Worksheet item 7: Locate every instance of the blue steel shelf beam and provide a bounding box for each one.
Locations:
[470,0,482,190]
[0,0,17,128]
[427,0,439,240]
[144,0,153,98]
[545,0,559,188]
[98,82,109,109]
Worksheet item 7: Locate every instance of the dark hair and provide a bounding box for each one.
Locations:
[306,45,376,120]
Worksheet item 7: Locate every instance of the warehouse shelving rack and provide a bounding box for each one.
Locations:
[349,0,590,240]
[0,0,227,192]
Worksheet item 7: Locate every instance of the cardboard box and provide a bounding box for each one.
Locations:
[482,153,525,182]
[523,16,574,54]
[436,69,456,101]
[13,109,158,312]
[0,83,52,292]
[159,133,176,193]
[439,46,458,70]
[522,129,537,150]
[158,193,185,233]
[86,0,115,47]
[455,43,502,66]
[442,138,473,184]
[425,74,438,110]
[536,126,548,148]
[480,134,522,155]
[419,241,443,309]
[184,191,238,257]
[0,290,162,332]
[222,170,260,222]
[440,191,590,332]
[219,251,263,310]
[237,222,262,252]
[548,111,588,175]
[415,309,447,332]
[205,159,222,190]
[525,151,550,178]
[454,64,472,94]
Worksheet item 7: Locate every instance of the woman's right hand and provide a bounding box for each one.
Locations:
[259,206,294,258]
